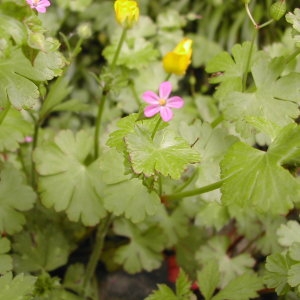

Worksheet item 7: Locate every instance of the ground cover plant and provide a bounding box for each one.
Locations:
[0,0,300,299]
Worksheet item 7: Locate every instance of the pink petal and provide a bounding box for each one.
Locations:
[160,106,173,122]
[36,6,47,12]
[159,81,172,99]
[144,105,161,118]
[166,96,184,109]
[41,0,51,5]
[142,91,159,104]
[26,0,33,5]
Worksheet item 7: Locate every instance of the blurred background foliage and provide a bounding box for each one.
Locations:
[34,0,299,132]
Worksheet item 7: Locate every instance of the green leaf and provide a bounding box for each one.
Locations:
[0,237,12,274]
[277,221,300,247]
[145,285,177,300]
[268,124,300,166]
[245,116,281,141]
[33,130,107,226]
[212,272,263,300]
[40,76,72,119]
[149,204,189,248]
[113,219,165,273]
[206,42,254,99]
[125,126,201,179]
[100,149,161,223]
[103,178,161,223]
[0,48,65,110]
[288,263,300,287]
[0,163,36,234]
[0,272,36,299]
[106,114,138,152]
[195,201,230,231]
[289,243,300,261]
[197,260,220,300]
[145,269,194,300]
[0,14,26,44]
[103,34,159,69]
[264,253,294,295]
[13,219,74,273]
[175,269,194,299]
[221,140,299,214]
[191,34,223,67]
[0,108,32,151]
[196,236,255,288]
[221,56,300,135]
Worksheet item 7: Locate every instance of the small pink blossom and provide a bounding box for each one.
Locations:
[142,81,184,122]
[24,136,33,143]
[26,0,51,13]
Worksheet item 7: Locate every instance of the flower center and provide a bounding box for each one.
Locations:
[33,0,39,5]
[158,98,166,106]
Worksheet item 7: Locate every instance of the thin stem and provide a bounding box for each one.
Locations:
[164,179,224,201]
[83,215,112,298]
[31,120,40,188]
[151,117,162,140]
[164,73,172,82]
[71,37,83,60]
[111,28,128,69]
[129,80,141,106]
[257,19,274,29]
[211,115,224,128]
[94,27,127,159]
[242,30,257,91]
[245,3,257,28]
[174,169,198,193]
[94,90,108,159]
[285,48,300,65]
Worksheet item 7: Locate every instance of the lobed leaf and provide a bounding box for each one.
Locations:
[33,130,107,226]
[113,219,165,274]
[0,272,36,299]
[212,272,263,300]
[0,237,12,275]
[0,163,36,234]
[125,126,201,179]
[264,253,294,295]
[221,137,300,214]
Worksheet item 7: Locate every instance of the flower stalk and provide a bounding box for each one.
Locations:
[163,179,224,201]
[83,214,112,298]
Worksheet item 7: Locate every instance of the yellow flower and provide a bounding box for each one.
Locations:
[163,38,193,75]
[114,0,139,29]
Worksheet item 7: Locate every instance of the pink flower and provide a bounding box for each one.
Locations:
[142,81,184,122]
[26,0,51,13]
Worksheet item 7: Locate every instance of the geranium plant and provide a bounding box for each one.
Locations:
[0,0,300,299]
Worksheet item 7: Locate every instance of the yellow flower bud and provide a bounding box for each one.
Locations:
[163,38,193,75]
[114,0,139,29]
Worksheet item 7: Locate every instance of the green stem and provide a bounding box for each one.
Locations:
[71,37,84,60]
[164,179,224,201]
[245,3,257,28]
[94,27,127,159]
[164,73,172,82]
[111,28,128,69]
[83,215,112,298]
[257,19,274,29]
[94,90,108,159]
[129,80,141,106]
[0,103,11,126]
[211,115,224,128]
[151,117,162,140]
[285,48,300,65]
[31,121,40,188]
[174,169,198,193]
[242,30,257,91]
